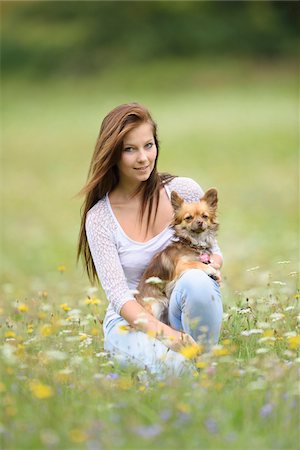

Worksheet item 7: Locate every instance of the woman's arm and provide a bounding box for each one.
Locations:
[210,253,223,284]
[120,300,198,352]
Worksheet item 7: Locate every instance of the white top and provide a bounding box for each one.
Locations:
[85,177,222,329]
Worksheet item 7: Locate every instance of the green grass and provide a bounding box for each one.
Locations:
[1,58,299,449]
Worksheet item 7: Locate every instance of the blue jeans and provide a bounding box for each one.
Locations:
[104,270,223,377]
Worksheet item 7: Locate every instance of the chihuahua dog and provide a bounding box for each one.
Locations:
[135,188,219,324]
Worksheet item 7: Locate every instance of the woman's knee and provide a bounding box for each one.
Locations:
[176,269,218,304]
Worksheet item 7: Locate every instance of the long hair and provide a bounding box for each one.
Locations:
[77,102,174,283]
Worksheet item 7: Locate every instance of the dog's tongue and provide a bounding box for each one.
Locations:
[200,253,210,264]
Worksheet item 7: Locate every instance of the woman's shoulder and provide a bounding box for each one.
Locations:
[86,197,115,231]
[166,176,204,202]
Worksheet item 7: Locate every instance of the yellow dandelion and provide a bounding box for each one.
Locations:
[263,329,274,338]
[117,377,133,390]
[212,345,230,357]
[40,324,54,337]
[177,402,191,413]
[57,265,66,273]
[30,381,54,399]
[196,360,208,369]
[27,325,34,334]
[180,344,202,359]
[18,304,28,313]
[60,303,71,312]
[5,331,16,338]
[287,335,300,350]
[38,311,47,320]
[91,327,99,336]
[79,333,88,341]
[69,429,87,443]
[85,296,101,305]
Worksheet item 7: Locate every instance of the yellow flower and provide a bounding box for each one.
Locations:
[5,331,16,338]
[69,429,87,443]
[117,377,133,390]
[177,402,191,413]
[79,333,88,341]
[180,344,202,359]
[263,329,274,338]
[30,381,54,399]
[91,327,99,336]
[27,325,34,334]
[287,335,300,350]
[85,296,101,305]
[40,324,54,337]
[196,360,208,369]
[60,303,71,312]
[212,345,230,357]
[57,265,66,273]
[18,304,28,313]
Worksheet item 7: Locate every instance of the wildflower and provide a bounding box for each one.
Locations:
[60,303,71,312]
[196,360,208,369]
[133,424,162,439]
[85,296,101,305]
[27,324,34,334]
[57,265,66,273]
[287,335,300,350]
[260,403,273,418]
[30,381,54,399]
[238,307,252,315]
[40,324,54,337]
[204,418,218,434]
[241,329,263,337]
[212,345,229,357]
[117,377,133,390]
[17,304,28,313]
[180,344,202,359]
[69,429,87,443]
[5,331,16,339]
[269,312,285,322]
[91,327,99,336]
[256,348,269,354]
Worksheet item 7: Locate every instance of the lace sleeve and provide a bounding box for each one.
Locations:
[85,202,135,315]
[169,177,223,258]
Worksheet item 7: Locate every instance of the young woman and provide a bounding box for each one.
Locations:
[78,103,223,377]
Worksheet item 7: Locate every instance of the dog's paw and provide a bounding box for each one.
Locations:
[204,265,218,280]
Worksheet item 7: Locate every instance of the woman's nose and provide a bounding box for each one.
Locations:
[137,149,147,162]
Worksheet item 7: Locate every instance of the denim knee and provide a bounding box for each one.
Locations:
[175,269,218,304]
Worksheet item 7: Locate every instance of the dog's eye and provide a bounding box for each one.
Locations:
[184,215,193,222]
[202,214,209,219]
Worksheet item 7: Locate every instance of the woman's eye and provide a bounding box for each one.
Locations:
[145,142,153,149]
[124,147,134,152]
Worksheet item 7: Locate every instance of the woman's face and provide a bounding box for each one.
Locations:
[117,122,157,186]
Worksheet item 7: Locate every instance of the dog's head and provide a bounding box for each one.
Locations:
[171,188,219,241]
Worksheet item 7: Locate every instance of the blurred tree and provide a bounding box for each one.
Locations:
[1,1,299,78]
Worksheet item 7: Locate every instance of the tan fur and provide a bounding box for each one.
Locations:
[135,188,219,324]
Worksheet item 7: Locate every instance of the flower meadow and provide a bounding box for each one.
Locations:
[0,262,299,450]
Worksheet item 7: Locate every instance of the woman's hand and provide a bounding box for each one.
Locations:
[159,328,199,353]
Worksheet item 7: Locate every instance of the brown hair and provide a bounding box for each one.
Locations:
[77,102,174,283]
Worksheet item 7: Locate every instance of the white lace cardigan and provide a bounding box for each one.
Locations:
[85,177,222,330]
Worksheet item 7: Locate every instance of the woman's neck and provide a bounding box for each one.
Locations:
[110,181,143,203]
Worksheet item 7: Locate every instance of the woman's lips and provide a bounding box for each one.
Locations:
[134,166,149,171]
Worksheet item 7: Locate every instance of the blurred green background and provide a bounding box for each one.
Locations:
[1,1,299,299]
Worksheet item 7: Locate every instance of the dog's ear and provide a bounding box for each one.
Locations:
[202,188,218,208]
[171,191,184,212]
